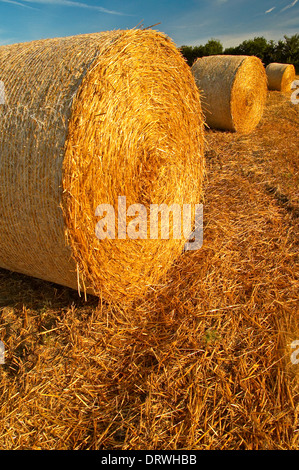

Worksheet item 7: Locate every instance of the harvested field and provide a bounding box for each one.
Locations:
[0,84,298,450]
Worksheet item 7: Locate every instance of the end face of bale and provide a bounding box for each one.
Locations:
[191,55,267,134]
[62,29,205,304]
[266,63,296,92]
[231,56,268,134]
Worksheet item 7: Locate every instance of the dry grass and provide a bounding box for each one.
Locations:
[0,87,298,450]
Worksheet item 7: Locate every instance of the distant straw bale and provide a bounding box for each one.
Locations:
[265,63,296,92]
[191,55,268,134]
[0,30,205,304]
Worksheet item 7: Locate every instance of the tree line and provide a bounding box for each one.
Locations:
[180,34,299,72]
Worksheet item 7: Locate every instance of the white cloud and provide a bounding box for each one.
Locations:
[265,7,276,13]
[1,0,130,15]
[281,0,298,12]
[0,0,36,8]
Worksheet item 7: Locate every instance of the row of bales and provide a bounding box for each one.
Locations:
[191,57,295,133]
[0,29,296,305]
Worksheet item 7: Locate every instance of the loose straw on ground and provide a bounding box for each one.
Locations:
[191,55,268,134]
[0,30,205,304]
[265,63,296,92]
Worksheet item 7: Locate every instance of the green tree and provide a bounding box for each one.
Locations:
[180,45,205,66]
[223,46,239,55]
[232,36,269,59]
[180,40,223,66]
[203,38,223,56]
[263,39,276,66]
[180,34,298,73]
[275,35,299,71]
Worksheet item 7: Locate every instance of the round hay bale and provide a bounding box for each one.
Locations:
[191,55,268,134]
[0,30,205,304]
[265,63,296,92]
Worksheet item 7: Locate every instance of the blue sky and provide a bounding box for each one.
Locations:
[0,0,298,47]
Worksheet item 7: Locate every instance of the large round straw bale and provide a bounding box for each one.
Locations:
[0,30,204,304]
[191,55,267,133]
[265,63,296,92]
